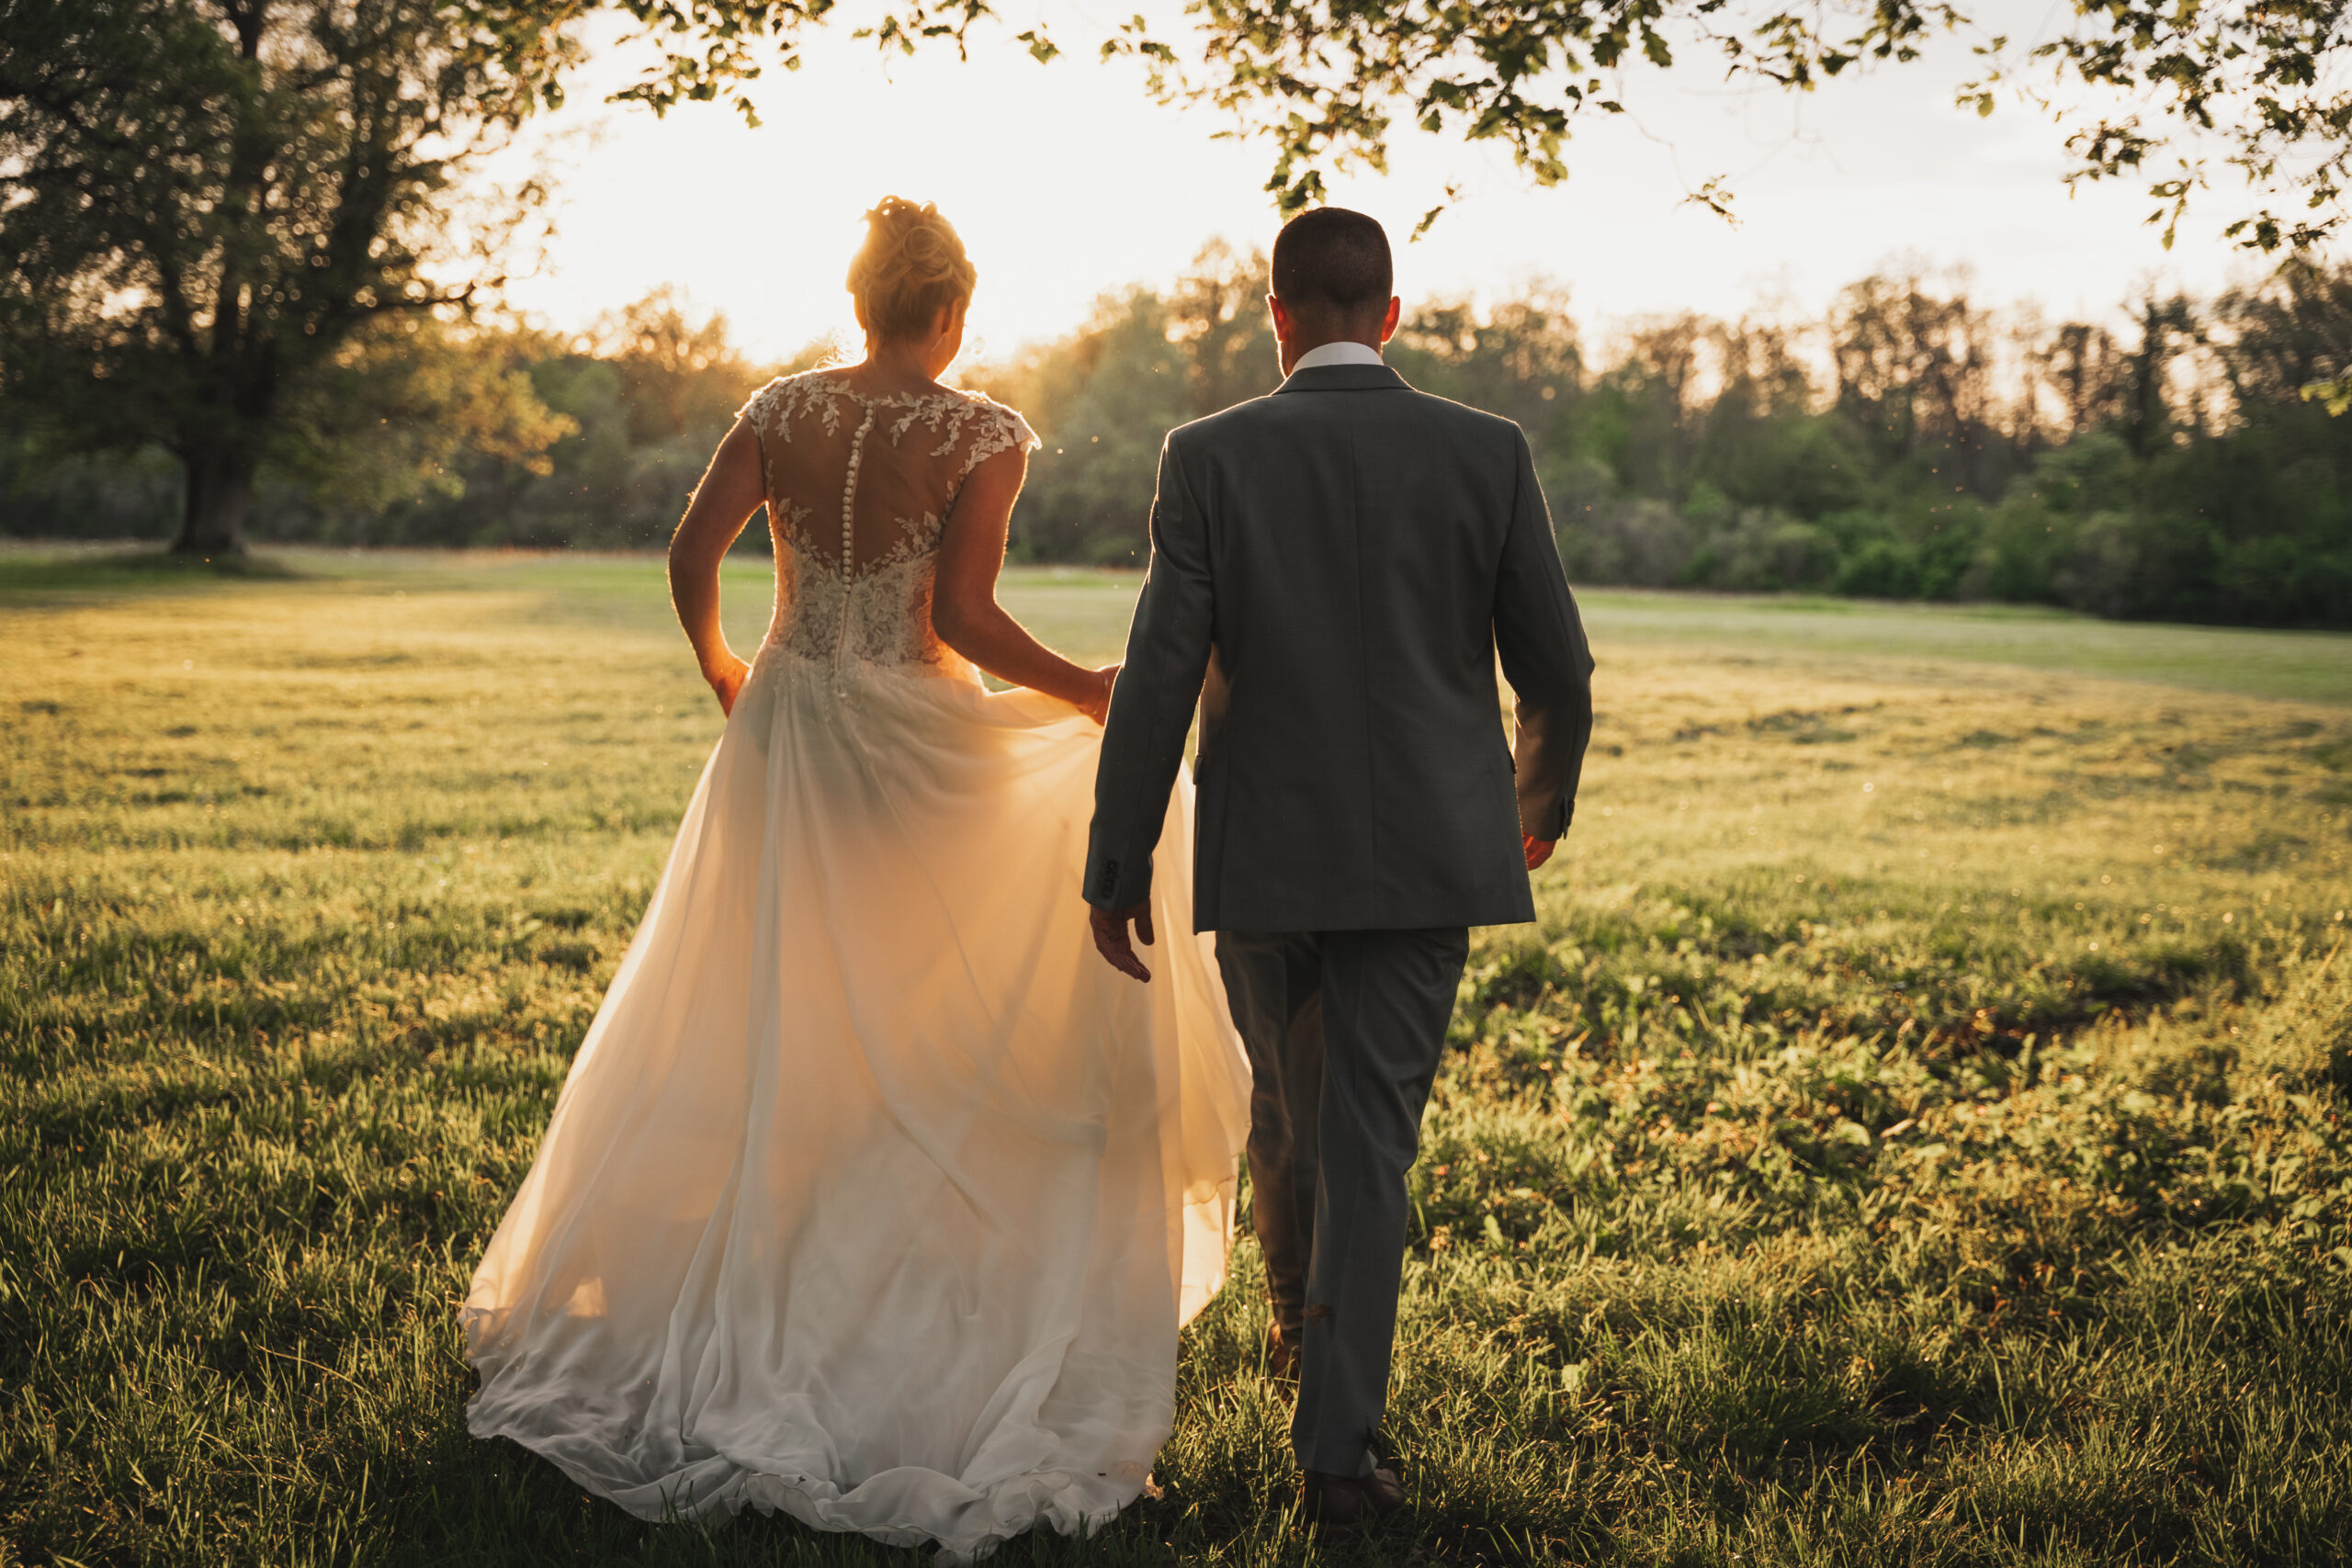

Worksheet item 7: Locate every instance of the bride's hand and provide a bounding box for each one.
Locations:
[706,653,752,716]
[1076,664,1119,726]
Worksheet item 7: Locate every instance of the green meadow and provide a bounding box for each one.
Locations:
[3,546,2350,1566]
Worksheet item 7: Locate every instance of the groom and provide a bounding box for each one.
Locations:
[1083,207,1595,1529]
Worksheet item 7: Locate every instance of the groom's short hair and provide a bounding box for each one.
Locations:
[1271,208,1392,319]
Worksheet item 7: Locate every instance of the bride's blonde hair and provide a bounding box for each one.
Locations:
[847,197,978,343]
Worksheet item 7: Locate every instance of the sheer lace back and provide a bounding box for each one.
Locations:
[741,371,1037,684]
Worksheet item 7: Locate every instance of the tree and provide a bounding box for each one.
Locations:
[2119,294,2199,457]
[267,311,578,518]
[972,287,1193,564]
[1163,242,1276,421]
[593,287,765,446]
[1830,273,2004,488]
[2035,321,2130,439]
[0,0,592,553]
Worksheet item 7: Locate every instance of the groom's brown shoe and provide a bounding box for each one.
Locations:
[1300,1461,1405,1538]
[1266,1322,1301,1383]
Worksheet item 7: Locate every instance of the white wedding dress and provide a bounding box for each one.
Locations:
[461,371,1252,1560]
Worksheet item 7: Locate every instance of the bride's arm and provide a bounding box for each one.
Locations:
[667,417,768,716]
[934,446,1118,722]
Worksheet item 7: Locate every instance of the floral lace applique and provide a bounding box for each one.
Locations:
[743,377,856,446]
[768,501,822,582]
[955,405,1037,481]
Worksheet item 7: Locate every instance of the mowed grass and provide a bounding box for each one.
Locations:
[3,547,2351,1567]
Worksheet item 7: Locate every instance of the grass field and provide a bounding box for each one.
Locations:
[3,546,2350,1566]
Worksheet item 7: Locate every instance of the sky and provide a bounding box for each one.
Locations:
[487,0,2273,364]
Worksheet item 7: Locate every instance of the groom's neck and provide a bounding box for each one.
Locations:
[1273,299,1394,375]
[1278,332,1383,376]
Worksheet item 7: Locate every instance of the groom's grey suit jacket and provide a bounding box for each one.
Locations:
[1084,361,1595,932]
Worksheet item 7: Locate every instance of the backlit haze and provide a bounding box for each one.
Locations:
[492,0,2266,365]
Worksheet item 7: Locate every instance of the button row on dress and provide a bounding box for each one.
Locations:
[834,404,878,704]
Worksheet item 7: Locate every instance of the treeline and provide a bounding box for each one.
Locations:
[6,252,2351,626]
[0,290,824,552]
[983,247,2352,627]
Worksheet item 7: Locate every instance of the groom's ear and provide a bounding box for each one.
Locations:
[1379,296,1401,344]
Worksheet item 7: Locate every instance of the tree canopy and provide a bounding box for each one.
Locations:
[580,0,2352,248]
[0,0,585,551]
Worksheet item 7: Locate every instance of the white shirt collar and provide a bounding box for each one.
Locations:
[1290,340,1385,372]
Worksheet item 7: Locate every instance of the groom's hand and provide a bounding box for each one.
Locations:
[1089,902,1155,983]
[1524,834,1556,871]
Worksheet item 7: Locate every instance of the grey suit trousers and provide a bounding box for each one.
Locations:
[1215,925,1470,1477]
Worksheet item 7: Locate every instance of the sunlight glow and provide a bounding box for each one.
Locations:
[490,0,2257,364]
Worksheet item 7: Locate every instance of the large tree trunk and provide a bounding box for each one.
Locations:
[174,444,257,556]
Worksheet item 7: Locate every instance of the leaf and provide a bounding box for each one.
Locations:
[2301,375,2352,416]
[1683,175,1741,226]
[1411,184,1461,241]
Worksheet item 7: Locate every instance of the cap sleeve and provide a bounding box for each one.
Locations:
[1001,404,1041,455]
[737,378,790,446]
[957,400,1040,481]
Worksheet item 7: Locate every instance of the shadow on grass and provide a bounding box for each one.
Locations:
[385,1424,1272,1568]
[0,545,308,594]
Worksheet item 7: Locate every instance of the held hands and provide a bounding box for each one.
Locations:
[1524,834,1556,871]
[1089,901,1155,982]
[1075,664,1119,726]
[705,652,752,717]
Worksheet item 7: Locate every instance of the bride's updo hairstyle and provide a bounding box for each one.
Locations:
[847,197,978,343]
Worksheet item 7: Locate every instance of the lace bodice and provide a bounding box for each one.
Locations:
[741,371,1038,686]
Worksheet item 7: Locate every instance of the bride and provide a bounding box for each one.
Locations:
[461,198,1251,1560]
